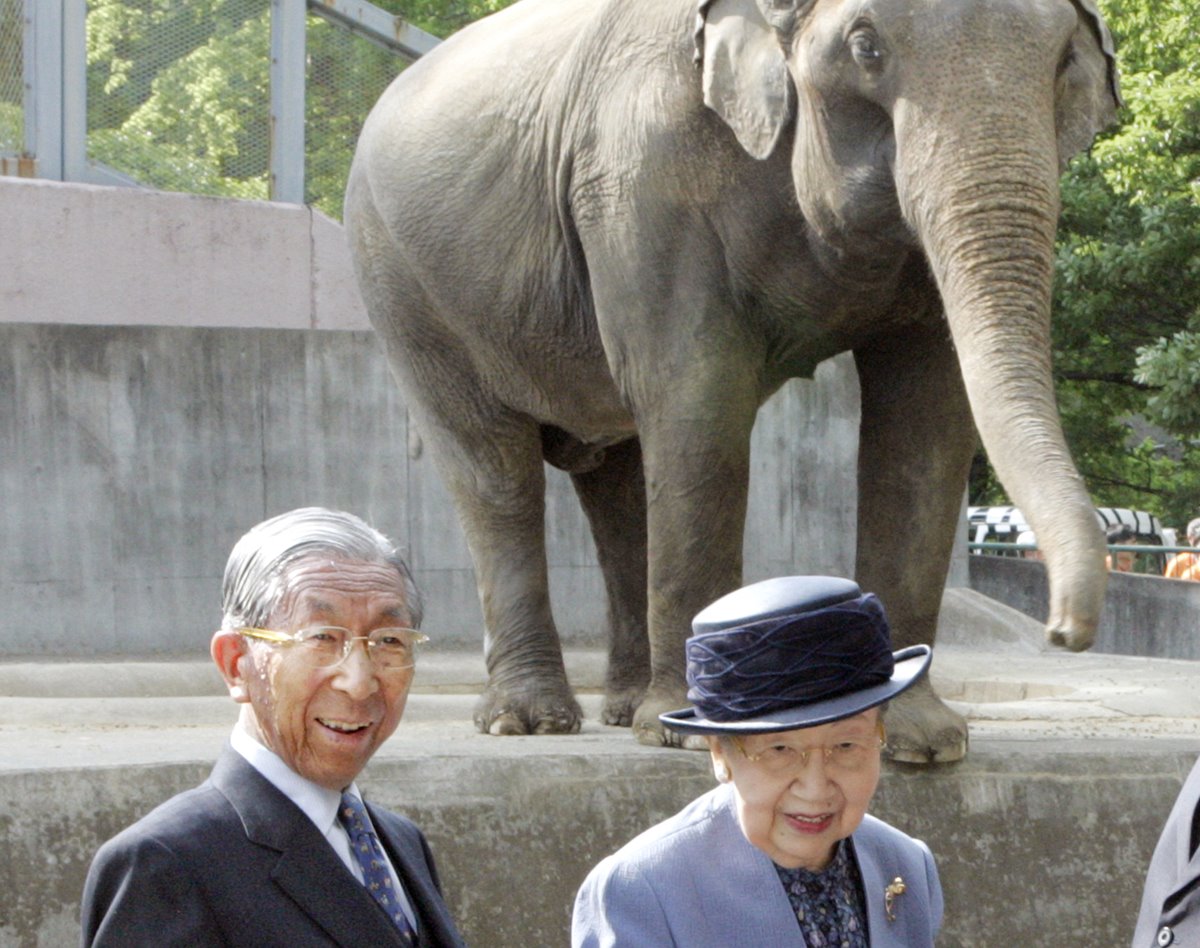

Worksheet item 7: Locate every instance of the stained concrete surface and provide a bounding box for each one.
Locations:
[3,174,1181,947]
[4,603,1200,947]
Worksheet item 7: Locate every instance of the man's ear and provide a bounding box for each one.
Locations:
[212,630,251,703]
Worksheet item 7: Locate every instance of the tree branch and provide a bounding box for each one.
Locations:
[1054,371,1152,389]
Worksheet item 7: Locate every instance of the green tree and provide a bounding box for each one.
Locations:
[974,0,1200,531]
[83,0,518,213]
[85,0,272,198]
[377,0,514,35]
[1,0,24,153]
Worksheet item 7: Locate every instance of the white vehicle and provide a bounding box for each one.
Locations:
[967,505,1168,572]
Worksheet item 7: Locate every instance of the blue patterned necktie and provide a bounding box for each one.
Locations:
[338,792,417,944]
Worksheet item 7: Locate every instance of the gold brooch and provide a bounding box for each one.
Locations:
[884,877,906,922]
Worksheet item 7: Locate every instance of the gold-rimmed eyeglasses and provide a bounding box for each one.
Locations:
[733,721,887,775]
[238,626,428,670]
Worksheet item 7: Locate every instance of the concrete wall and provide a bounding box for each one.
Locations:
[1,158,1188,948]
[968,555,1200,659]
[1,738,1187,948]
[0,178,869,657]
[3,178,368,331]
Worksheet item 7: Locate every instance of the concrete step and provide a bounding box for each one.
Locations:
[5,641,1200,947]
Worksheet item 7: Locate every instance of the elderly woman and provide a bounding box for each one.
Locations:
[572,576,942,947]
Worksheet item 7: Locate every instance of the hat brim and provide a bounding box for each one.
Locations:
[658,644,932,736]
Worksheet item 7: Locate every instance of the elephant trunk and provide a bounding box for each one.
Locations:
[895,111,1108,650]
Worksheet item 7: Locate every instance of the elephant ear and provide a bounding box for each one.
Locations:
[1057,0,1122,168]
[696,0,795,160]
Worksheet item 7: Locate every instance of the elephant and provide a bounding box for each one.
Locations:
[344,0,1120,762]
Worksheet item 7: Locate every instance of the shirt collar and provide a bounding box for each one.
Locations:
[774,839,854,885]
[230,723,356,836]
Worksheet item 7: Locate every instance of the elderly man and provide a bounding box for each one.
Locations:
[81,507,465,947]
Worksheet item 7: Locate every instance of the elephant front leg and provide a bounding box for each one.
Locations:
[854,325,976,763]
[438,426,583,736]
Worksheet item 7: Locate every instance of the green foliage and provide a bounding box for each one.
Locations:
[1136,333,1200,431]
[1,0,24,153]
[374,0,514,35]
[303,16,408,218]
[84,0,271,199]
[0,102,20,154]
[974,0,1200,532]
[81,0,518,213]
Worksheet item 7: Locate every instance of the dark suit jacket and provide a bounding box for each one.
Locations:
[1133,755,1200,947]
[81,746,466,947]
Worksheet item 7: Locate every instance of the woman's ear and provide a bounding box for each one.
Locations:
[699,0,796,160]
[708,736,732,782]
[211,630,251,703]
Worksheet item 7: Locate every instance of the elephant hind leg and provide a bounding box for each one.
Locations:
[349,197,582,736]
[463,462,584,735]
[414,403,582,736]
[569,437,650,727]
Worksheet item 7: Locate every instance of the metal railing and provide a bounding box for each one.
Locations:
[970,542,1199,556]
[969,541,1198,577]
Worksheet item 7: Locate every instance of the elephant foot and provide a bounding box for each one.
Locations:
[601,683,648,727]
[1046,622,1095,652]
[884,678,968,764]
[631,690,708,751]
[473,680,583,736]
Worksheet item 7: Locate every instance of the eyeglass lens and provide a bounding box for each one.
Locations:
[295,627,420,668]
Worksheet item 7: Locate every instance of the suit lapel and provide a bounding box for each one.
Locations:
[211,748,404,947]
[850,831,920,948]
[853,837,892,946]
[272,835,405,947]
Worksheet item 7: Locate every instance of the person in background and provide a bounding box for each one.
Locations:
[572,575,942,947]
[81,507,466,947]
[1164,517,1200,580]
[1016,529,1043,561]
[1105,524,1139,573]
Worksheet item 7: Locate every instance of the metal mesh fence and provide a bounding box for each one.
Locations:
[0,0,23,156]
[305,13,405,220]
[85,0,273,200]
[80,0,406,215]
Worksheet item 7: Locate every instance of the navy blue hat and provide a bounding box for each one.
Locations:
[659,576,931,735]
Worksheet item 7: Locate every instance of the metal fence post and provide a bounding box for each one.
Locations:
[270,0,306,203]
[58,0,86,182]
[21,0,65,179]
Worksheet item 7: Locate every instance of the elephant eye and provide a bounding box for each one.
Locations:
[849,29,882,67]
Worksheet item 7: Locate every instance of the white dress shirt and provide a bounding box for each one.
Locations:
[230,724,418,930]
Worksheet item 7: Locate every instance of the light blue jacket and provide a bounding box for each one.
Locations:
[572,783,942,947]
[1131,754,1200,947]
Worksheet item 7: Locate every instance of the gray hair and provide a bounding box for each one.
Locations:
[220,507,422,632]
[1188,517,1200,544]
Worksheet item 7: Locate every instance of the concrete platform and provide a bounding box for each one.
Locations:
[3,594,1198,948]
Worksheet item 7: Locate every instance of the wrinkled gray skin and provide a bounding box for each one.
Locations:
[345,0,1120,761]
